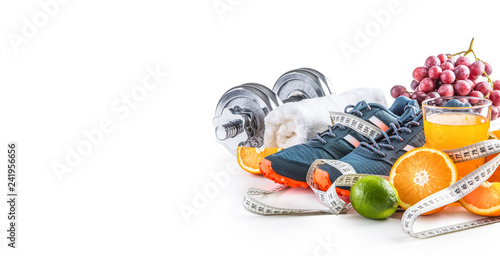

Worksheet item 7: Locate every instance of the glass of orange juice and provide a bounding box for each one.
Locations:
[422,96,492,178]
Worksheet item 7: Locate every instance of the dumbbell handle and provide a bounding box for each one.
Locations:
[215,120,243,140]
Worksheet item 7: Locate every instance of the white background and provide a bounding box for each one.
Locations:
[1,0,500,255]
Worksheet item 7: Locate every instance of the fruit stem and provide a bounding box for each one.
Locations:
[464,37,475,56]
[469,49,478,61]
[449,38,476,58]
[464,38,496,96]
[447,38,495,97]
[448,51,465,58]
[485,72,494,98]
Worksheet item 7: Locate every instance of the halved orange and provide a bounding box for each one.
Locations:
[389,147,458,215]
[236,146,282,175]
[459,181,500,217]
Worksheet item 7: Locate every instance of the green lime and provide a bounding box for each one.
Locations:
[349,176,400,220]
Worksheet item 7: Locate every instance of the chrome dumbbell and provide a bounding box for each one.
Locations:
[213,68,333,155]
[273,68,332,103]
[213,83,280,154]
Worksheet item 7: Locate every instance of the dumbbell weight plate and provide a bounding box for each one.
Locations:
[300,67,333,94]
[213,83,280,154]
[273,68,333,103]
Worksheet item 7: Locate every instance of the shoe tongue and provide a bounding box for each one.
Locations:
[388,96,416,116]
[407,99,420,109]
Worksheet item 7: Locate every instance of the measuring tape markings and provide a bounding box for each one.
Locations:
[242,184,334,216]
[444,140,500,163]
[330,112,383,139]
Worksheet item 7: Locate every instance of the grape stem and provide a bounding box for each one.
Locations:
[448,51,465,58]
[449,37,494,96]
[464,37,475,56]
[449,38,475,57]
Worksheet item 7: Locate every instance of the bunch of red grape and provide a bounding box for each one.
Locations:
[391,49,500,120]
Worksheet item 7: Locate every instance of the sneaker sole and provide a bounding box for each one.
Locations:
[313,167,350,196]
[312,168,333,191]
[259,158,309,188]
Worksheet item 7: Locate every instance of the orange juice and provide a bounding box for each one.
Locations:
[424,112,490,177]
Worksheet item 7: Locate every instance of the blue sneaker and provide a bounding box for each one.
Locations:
[260,96,419,188]
[312,104,425,191]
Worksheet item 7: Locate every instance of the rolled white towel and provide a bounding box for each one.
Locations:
[263,88,388,148]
